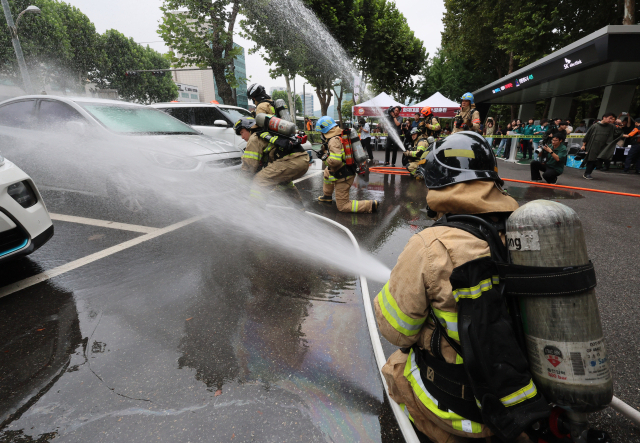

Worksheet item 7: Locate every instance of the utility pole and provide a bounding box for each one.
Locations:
[623,0,635,25]
[1,0,34,94]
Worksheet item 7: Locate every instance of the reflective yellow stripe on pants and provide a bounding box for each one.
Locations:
[404,348,483,434]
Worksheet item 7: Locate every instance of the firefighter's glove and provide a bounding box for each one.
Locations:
[463,124,469,130]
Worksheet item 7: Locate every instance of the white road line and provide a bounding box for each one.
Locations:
[293,170,323,183]
[305,211,420,443]
[49,213,158,234]
[0,215,203,299]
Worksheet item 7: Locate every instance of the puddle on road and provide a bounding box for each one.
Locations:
[506,186,585,201]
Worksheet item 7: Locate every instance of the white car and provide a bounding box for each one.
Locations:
[0,153,53,262]
[0,96,243,213]
[150,102,253,151]
[150,102,314,154]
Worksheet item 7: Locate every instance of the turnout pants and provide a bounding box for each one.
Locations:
[323,169,374,213]
[252,152,309,201]
[530,161,559,183]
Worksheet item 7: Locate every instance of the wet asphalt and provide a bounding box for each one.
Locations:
[1,151,639,442]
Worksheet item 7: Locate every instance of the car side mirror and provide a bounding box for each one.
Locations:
[213,120,228,127]
[66,121,86,135]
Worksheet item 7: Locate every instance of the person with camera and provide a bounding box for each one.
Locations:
[385,106,402,166]
[529,133,568,184]
[452,92,481,134]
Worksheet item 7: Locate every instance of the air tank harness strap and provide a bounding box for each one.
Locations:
[497,262,597,297]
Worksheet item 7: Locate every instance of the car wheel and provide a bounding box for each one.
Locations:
[107,172,148,213]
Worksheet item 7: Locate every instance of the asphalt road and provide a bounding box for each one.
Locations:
[1,152,639,442]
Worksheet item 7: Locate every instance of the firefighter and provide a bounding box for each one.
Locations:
[247,83,276,116]
[315,116,378,213]
[419,106,441,137]
[375,132,548,443]
[403,127,429,180]
[235,117,309,201]
[452,93,481,134]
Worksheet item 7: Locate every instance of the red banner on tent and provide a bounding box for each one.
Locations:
[399,106,459,118]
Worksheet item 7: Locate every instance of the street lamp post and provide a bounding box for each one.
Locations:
[303,82,309,120]
[0,2,41,94]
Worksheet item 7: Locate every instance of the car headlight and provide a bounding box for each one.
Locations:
[8,180,37,208]
[146,152,199,170]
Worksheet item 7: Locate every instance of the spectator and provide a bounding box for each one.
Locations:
[484,117,495,146]
[359,118,373,161]
[522,118,535,160]
[494,125,504,148]
[305,117,313,132]
[530,133,568,184]
[384,106,402,166]
[574,120,587,133]
[623,119,640,174]
[556,121,569,141]
[443,124,451,135]
[580,113,617,179]
[496,123,513,158]
[411,112,420,130]
[532,119,546,161]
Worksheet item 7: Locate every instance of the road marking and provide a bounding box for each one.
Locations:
[294,170,323,183]
[305,212,419,443]
[49,213,158,234]
[0,215,203,299]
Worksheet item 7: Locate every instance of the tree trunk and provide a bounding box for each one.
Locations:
[208,0,239,106]
[623,0,635,24]
[316,88,331,116]
[333,84,344,128]
[284,74,296,123]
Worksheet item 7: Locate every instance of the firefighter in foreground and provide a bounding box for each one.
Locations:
[452,93,481,134]
[403,127,430,179]
[316,116,378,213]
[375,132,549,442]
[235,117,309,201]
[247,83,276,116]
[419,106,441,137]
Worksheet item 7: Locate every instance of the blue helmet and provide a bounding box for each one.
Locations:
[316,116,337,134]
[461,92,474,104]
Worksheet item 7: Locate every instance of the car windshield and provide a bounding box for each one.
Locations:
[219,107,251,123]
[78,103,199,135]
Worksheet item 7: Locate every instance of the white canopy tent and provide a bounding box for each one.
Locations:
[401,92,460,118]
[352,92,404,118]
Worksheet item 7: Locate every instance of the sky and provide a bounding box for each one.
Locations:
[65,0,445,110]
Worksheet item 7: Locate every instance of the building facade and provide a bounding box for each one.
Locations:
[175,83,200,102]
[303,93,314,117]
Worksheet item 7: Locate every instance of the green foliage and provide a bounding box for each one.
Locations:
[271,89,302,113]
[357,0,426,102]
[159,0,241,105]
[341,99,354,120]
[89,30,177,104]
[0,0,99,92]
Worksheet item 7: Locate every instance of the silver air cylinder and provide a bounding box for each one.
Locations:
[506,200,613,413]
[274,99,292,122]
[255,113,296,137]
[349,128,368,164]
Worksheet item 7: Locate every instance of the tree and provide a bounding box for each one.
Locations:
[271,90,302,114]
[341,99,354,121]
[357,0,426,102]
[90,30,177,104]
[159,0,241,106]
[0,0,99,92]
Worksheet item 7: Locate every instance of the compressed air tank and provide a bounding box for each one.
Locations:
[274,99,292,122]
[255,113,296,136]
[349,128,368,164]
[506,200,613,412]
